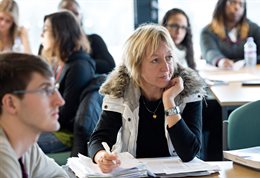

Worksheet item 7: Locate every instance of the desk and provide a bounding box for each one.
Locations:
[210,82,260,121]
[210,83,260,150]
[64,161,260,178]
[199,65,260,151]
[187,161,260,178]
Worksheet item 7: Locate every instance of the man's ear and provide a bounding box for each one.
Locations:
[1,94,19,114]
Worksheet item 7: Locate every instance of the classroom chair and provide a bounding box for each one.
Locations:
[225,100,260,150]
[47,75,106,165]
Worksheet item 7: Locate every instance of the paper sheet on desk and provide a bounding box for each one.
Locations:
[202,73,260,83]
[139,157,220,177]
[67,152,147,178]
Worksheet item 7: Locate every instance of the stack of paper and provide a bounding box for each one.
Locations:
[139,157,220,177]
[67,152,147,178]
[67,152,220,178]
[223,146,260,170]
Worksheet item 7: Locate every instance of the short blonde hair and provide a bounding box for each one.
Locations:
[122,23,176,87]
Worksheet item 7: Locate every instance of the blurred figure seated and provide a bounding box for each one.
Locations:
[0,0,31,53]
[200,0,260,69]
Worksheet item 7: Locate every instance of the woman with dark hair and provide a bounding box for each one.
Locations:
[200,0,260,69]
[38,11,95,153]
[162,8,196,70]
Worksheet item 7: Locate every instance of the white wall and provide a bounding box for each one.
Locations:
[15,0,134,65]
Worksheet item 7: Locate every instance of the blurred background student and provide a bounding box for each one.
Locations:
[0,0,31,53]
[58,0,115,74]
[38,11,95,153]
[161,8,196,70]
[200,0,260,69]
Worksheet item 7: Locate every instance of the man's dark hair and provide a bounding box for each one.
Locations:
[0,52,53,113]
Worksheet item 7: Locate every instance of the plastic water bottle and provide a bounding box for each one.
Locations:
[244,37,257,67]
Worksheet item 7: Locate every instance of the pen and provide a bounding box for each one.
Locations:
[101,142,116,164]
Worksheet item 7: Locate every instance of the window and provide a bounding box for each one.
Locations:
[16,0,134,65]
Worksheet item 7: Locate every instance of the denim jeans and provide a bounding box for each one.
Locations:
[38,132,71,153]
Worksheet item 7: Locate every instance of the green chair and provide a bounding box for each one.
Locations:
[47,151,71,166]
[226,100,260,150]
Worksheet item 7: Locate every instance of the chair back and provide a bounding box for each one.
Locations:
[71,74,106,156]
[227,100,260,150]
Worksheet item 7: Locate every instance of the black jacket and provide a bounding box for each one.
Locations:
[57,50,95,132]
[71,74,106,156]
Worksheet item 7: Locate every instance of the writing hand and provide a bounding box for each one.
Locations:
[95,149,120,173]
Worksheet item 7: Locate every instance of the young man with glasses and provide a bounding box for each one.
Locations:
[200,0,260,69]
[0,53,69,177]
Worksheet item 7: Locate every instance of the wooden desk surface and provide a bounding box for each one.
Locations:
[187,161,260,178]
[210,82,260,107]
[64,161,260,178]
[199,64,260,107]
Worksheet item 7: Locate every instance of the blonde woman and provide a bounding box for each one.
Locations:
[88,24,206,173]
[0,0,31,53]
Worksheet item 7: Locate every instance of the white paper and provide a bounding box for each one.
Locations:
[67,152,146,178]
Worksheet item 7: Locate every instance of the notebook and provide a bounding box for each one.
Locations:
[223,146,260,170]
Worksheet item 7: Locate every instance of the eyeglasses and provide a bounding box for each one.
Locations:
[166,24,189,31]
[13,84,59,97]
[227,0,245,8]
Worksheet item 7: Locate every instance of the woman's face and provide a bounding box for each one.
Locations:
[165,13,188,45]
[140,41,174,92]
[225,0,245,24]
[41,19,54,51]
[0,12,14,34]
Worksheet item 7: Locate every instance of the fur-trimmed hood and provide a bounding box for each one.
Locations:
[100,64,206,104]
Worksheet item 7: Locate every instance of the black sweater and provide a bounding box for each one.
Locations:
[88,34,115,74]
[88,99,202,162]
[57,50,95,132]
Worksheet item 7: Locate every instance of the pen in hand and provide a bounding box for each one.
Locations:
[101,142,117,164]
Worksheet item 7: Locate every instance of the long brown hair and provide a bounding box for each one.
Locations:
[161,8,196,69]
[210,0,248,40]
[43,10,90,63]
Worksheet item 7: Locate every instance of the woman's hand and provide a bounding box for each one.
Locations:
[218,58,234,70]
[94,150,121,173]
[162,76,184,107]
[163,76,184,127]
[18,26,31,53]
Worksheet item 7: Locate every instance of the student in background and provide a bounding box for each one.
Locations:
[0,53,68,177]
[58,0,115,74]
[0,0,31,53]
[88,24,206,173]
[38,11,95,153]
[162,8,196,70]
[200,0,260,69]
